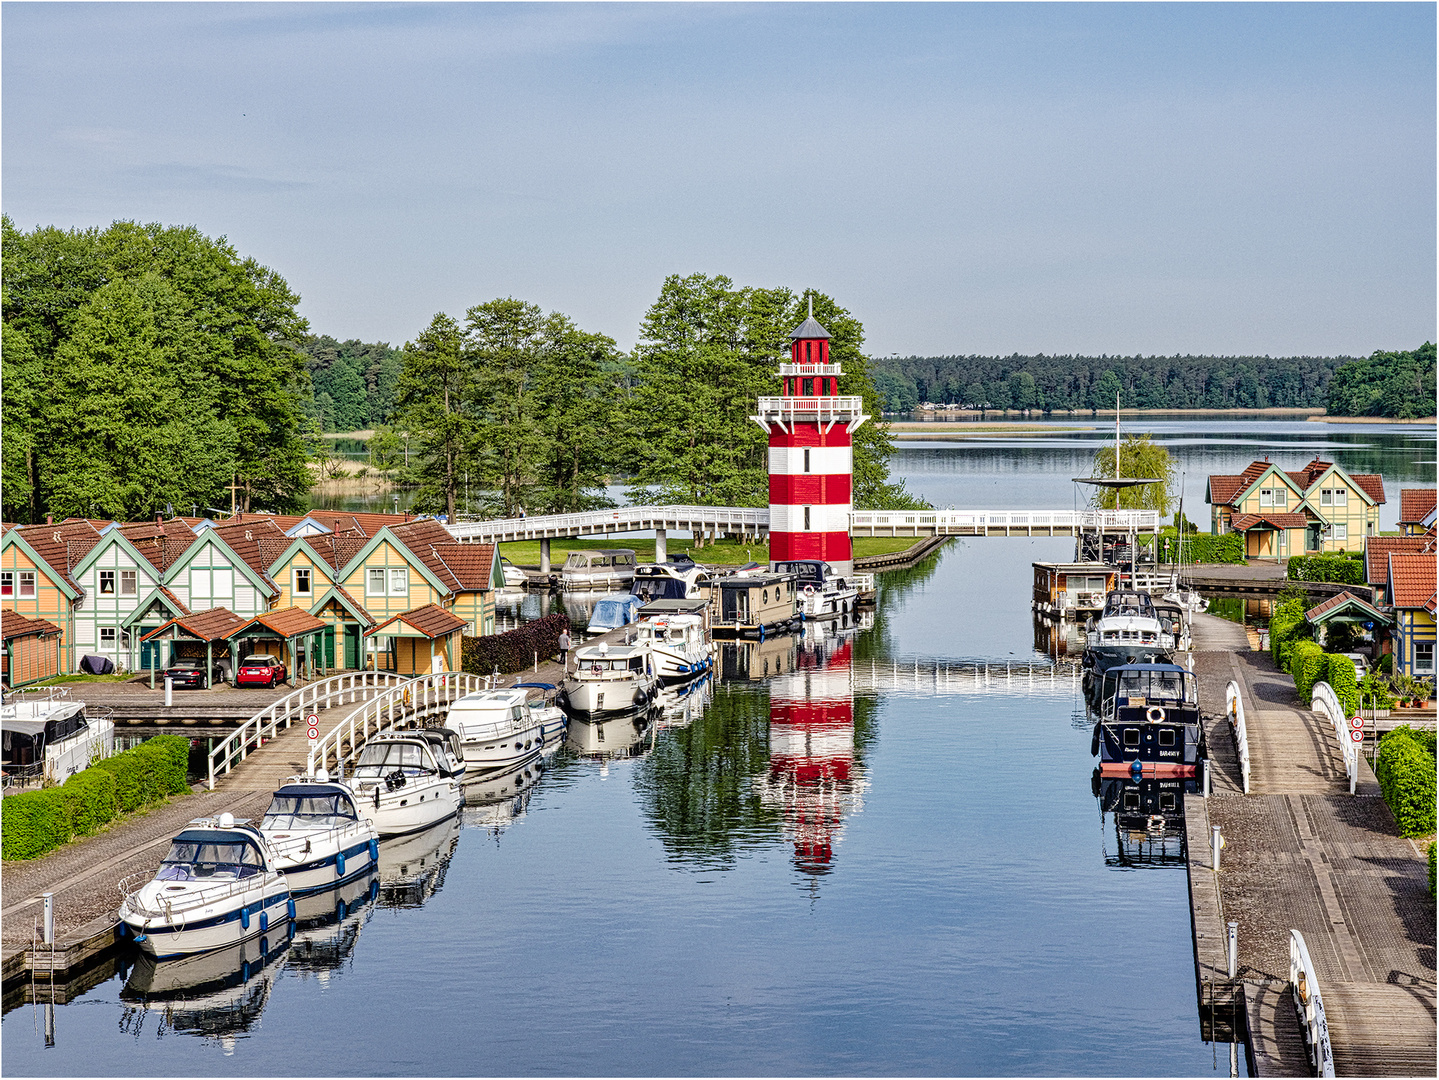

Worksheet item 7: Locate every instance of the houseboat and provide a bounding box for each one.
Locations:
[349,731,464,838]
[258,774,378,896]
[1082,589,1176,675]
[445,687,547,772]
[711,571,798,638]
[560,549,637,591]
[559,640,661,718]
[1090,662,1206,778]
[1,691,114,787]
[118,814,292,959]
[634,612,711,683]
[773,560,863,622]
[1031,562,1119,621]
[630,559,710,603]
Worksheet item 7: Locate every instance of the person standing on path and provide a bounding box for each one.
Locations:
[558,628,571,669]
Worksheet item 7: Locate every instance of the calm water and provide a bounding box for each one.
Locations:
[5,422,1429,1076]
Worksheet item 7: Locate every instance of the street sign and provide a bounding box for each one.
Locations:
[1348,728,1364,743]
[1349,714,1365,730]
[306,713,319,726]
[307,728,318,741]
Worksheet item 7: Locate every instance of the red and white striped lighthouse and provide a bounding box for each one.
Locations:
[753,299,869,576]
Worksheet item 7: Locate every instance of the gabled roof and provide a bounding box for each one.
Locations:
[1290,458,1385,505]
[1398,489,1437,526]
[1350,474,1386,505]
[310,584,376,627]
[1364,534,1435,586]
[1304,590,1390,626]
[232,606,329,640]
[1,608,62,641]
[380,520,468,594]
[1229,512,1309,531]
[203,518,288,595]
[368,603,468,639]
[428,542,499,592]
[302,533,369,574]
[290,511,413,538]
[121,585,191,629]
[116,519,200,572]
[140,607,247,643]
[1206,461,1304,508]
[2,519,105,594]
[1388,553,1437,614]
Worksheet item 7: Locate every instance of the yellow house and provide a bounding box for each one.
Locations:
[1398,490,1437,537]
[0,519,104,671]
[368,604,468,675]
[1387,552,1436,680]
[1207,458,1385,556]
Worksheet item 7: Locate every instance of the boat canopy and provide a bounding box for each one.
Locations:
[263,785,360,828]
[159,829,268,878]
[772,560,830,584]
[1104,664,1196,705]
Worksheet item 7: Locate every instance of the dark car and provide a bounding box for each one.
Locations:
[163,659,223,689]
[235,654,287,689]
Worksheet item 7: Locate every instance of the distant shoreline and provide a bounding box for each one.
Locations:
[1309,415,1437,424]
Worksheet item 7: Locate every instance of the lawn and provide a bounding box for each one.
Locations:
[499,534,923,567]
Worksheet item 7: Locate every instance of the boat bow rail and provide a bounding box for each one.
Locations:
[117,868,268,919]
[207,673,410,790]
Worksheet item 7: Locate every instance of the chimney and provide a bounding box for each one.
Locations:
[156,513,163,527]
[45,515,53,526]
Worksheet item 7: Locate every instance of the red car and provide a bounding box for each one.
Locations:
[235,654,287,688]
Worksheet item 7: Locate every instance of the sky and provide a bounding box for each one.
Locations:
[3,2,1434,358]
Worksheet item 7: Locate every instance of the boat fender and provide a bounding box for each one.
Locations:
[370,878,380,902]
[242,960,251,982]
[374,787,381,809]
[260,911,269,933]
[337,899,347,921]
[241,906,250,931]
[1090,724,1100,758]
[133,933,148,944]
[117,921,128,939]
[1146,706,1166,723]
[287,898,297,920]
[369,838,379,862]
[1130,758,1144,775]
[336,853,346,878]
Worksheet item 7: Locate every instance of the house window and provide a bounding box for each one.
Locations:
[1320,489,1331,506]
[367,569,387,596]
[294,567,312,596]
[1259,489,1272,507]
[0,572,10,597]
[1332,523,1348,542]
[389,569,408,596]
[18,571,36,598]
[100,627,117,648]
[1333,489,1347,507]
[1416,641,1435,675]
[120,570,137,596]
[99,570,116,595]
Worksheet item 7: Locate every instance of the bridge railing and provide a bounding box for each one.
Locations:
[1226,680,1251,794]
[306,672,489,777]
[207,672,408,789]
[849,509,1160,535]
[447,504,771,542]
[1310,681,1359,795]
[1290,929,1336,1077]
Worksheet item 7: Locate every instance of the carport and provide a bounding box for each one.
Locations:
[229,607,331,684]
[139,608,247,689]
[367,604,467,675]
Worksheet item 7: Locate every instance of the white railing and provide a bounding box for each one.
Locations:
[307,672,489,777]
[207,672,408,790]
[1226,680,1251,794]
[755,395,867,419]
[848,509,1161,537]
[446,505,771,543]
[1290,929,1336,1077]
[1310,681,1359,795]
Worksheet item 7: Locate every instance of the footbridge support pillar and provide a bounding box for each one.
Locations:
[540,537,551,574]
[654,528,667,563]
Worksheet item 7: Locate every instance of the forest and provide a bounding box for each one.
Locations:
[1325,343,1437,419]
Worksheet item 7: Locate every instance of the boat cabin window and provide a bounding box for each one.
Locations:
[353,740,431,776]
[159,839,264,880]
[262,792,358,830]
[1123,728,1141,747]
[1123,790,1141,809]
[45,714,88,742]
[586,658,639,673]
[1158,729,1176,747]
[1160,793,1177,810]
[1116,669,1193,704]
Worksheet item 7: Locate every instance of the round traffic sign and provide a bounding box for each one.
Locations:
[1348,728,1363,743]
[307,728,318,741]
[306,713,319,726]
[1349,714,1364,730]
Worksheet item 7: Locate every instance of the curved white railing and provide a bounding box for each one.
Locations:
[207,672,408,789]
[306,672,490,777]
[848,509,1160,537]
[1290,929,1336,1077]
[1226,680,1251,795]
[446,505,770,543]
[1310,681,1359,795]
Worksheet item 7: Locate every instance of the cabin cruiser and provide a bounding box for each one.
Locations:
[634,612,711,683]
[585,593,642,633]
[349,730,464,838]
[774,560,862,622]
[1090,662,1206,778]
[512,682,568,752]
[258,773,378,896]
[712,572,798,638]
[119,814,292,959]
[630,558,710,603]
[1082,589,1175,675]
[559,640,661,718]
[445,687,547,772]
[499,556,528,589]
[1,691,113,787]
[560,548,637,591]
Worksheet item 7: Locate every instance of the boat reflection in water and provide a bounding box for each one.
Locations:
[565,704,655,758]
[117,926,292,1047]
[753,636,868,876]
[1092,771,1195,868]
[717,633,799,683]
[655,673,713,729]
[375,816,460,908]
[286,870,378,977]
[462,756,545,837]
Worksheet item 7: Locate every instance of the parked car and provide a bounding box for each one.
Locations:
[162,659,224,689]
[1341,652,1370,679]
[235,654,287,688]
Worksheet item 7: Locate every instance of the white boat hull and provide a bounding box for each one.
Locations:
[354,775,462,838]
[562,674,661,717]
[120,873,292,960]
[461,716,544,773]
[263,825,378,896]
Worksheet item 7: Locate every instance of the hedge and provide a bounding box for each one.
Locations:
[1429,842,1435,899]
[1289,641,1326,703]
[1324,653,1360,717]
[1374,726,1437,838]
[462,613,569,676]
[1163,530,1246,565]
[1287,553,1364,585]
[1,734,191,861]
[1269,596,1309,668]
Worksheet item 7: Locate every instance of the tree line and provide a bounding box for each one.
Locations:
[1325,343,1436,419]
[871,352,1351,414]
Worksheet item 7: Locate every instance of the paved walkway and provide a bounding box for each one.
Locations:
[1189,612,1435,1076]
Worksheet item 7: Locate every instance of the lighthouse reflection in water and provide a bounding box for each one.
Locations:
[754,633,868,875]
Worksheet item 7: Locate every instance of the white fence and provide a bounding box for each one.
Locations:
[1225,680,1252,795]
[1310,681,1359,795]
[446,505,770,543]
[206,672,407,790]
[306,672,489,777]
[848,509,1161,537]
[1290,929,1336,1077]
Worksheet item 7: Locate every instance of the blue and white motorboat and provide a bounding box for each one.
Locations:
[350,731,465,839]
[445,688,546,773]
[634,612,711,684]
[511,682,569,753]
[119,814,292,959]
[259,773,379,896]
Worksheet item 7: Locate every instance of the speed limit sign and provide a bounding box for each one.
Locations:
[306,713,319,727]
[1349,728,1364,743]
[1349,714,1364,730]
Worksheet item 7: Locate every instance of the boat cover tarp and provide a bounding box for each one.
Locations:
[79,654,114,675]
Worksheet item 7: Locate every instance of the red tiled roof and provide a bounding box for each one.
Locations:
[209,518,287,593]
[428,543,497,592]
[1,608,62,640]
[387,520,467,593]
[1304,590,1388,624]
[152,585,191,618]
[1350,474,1385,505]
[9,519,104,592]
[319,584,375,627]
[301,511,413,538]
[225,511,307,530]
[1229,512,1309,531]
[118,519,200,572]
[140,607,247,642]
[1208,475,1246,506]
[301,534,368,574]
[256,537,293,574]
[1398,489,1436,525]
[234,606,329,639]
[1364,534,1434,586]
[1388,553,1437,613]
[369,603,468,639]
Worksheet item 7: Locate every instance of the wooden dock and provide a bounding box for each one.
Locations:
[1189,613,1436,1077]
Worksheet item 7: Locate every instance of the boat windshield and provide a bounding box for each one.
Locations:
[158,840,264,880]
[261,792,358,830]
[584,658,641,673]
[352,741,432,778]
[632,576,688,601]
[1115,669,1195,704]
[1102,592,1158,620]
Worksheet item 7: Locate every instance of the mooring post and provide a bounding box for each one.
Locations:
[540,537,551,575]
[42,892,53,946]
[164,676,172,708]
[1227,921,1238,979]
[1211,825,1222,872]
[654,527,667,563]
[1203,758,1211,798]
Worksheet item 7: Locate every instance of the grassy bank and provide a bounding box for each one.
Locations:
[499,535,921,567]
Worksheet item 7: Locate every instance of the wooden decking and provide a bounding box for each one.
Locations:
[1189,613,1436,1077]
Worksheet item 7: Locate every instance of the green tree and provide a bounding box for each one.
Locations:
[1327,343,1437,419]
[1085,433,1176,514]
[464,298,549,515]
[529,320,626,513]
[396,313,477,521]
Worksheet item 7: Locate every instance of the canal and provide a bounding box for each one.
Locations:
[2,420,1430,1075]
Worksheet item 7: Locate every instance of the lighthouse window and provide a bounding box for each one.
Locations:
[803,506,811,530]
[803,448,811,473]
[805,341,812,362]
[803,378,814,396]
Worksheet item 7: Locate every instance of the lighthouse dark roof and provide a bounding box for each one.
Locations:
[789,315,830,340]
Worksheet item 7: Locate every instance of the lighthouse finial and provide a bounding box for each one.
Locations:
[808,295,813,319]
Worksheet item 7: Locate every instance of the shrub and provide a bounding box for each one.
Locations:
[1430,842,1436,899]
[1375,726,1437,837]
[1269,596,1310,668]
[1,789,73,860]
[57,768,117,836]
[1290,640,1325,702]
[1171,530,1246,565]
[1288,554,1364,585]
[1324,653,1360,717]
[462,613,569,676]
[133,735,190,796]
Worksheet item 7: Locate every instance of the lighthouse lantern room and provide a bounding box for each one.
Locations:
[752,299,869,576]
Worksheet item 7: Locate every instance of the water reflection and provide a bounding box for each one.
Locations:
[376,816,459,907]
[655,673,713,728]
[462,756,545,836]
[718,633,799,681]
[118,927,292,1046]
[287,871,378,974]
[566,705,655,758]
[1033,613,1084,659]
[1093,773,1194,869]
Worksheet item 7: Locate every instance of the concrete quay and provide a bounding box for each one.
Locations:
[1187,612,1435,1077]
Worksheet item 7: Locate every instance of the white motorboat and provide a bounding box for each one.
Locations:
[630,558,710,603]
[499,556,528,589]
[259,773,378,896]
[511,681,569,753]
[1,690,113,787]
[634,612,712,684]
[446,687,546,773]
[1082,589,1177,676]
[118,814,292,960]
[560,548,637,591]
[560,640,661,718]
[774,559,862,622]
[349,731,464,838]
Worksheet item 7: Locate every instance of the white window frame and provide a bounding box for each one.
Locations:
[99,570,116,595]
[1320,489,1333,506]
[17,571,36,599]
[0,571,11,598]
[1259,489,1273,508]
[1332,523,1348,542]
[366,568,387,597]
[1415,641,1435,675]
[120,570,137,596]
[294,567,312,597]
[1273,488,1287,506]
[99,627,117,648]
[389,568,408,596]
[1333,488,1347,507]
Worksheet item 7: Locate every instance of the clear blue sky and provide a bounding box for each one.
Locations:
[4,2,1434,358]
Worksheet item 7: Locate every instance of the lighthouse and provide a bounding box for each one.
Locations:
[752,299,869,576]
